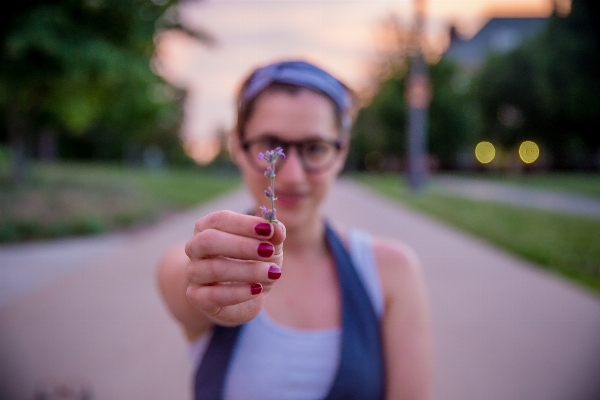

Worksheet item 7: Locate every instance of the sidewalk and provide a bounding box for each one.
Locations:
[1,179,599,400]
[430,175,600,218]
[325,179,600,400]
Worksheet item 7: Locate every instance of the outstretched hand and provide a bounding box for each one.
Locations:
[184,210,286,326]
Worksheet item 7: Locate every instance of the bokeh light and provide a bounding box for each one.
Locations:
[183,138,221,165]
[475,141,496,164]
[519,140,540,164]
[364,151,384,172]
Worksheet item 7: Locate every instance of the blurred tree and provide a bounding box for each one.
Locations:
[475,0,599,169]
[427,58,481,169]
[348,13,409,172]
[0,0,213,183]
[350,71,407,171]
[350,57,479,171]
[349,12,481,172]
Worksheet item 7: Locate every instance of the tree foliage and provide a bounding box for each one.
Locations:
[350,72,406,171]
[1,0,210,182]
[352,0,598,171]
[474,0,599,169]
[350,57,479,171]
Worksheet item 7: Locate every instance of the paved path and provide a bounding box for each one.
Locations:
[0,233,130,307]
[430,175,600,218]
[1,179,599,400]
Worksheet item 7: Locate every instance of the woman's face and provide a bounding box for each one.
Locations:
[232,88,347,231]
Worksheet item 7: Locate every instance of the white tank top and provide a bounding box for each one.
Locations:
[188,228,384,400]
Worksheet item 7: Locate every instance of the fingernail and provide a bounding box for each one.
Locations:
[268,265,282,280]
[250,283,263,295]
[257,243,274,258]
[254,222,272,237]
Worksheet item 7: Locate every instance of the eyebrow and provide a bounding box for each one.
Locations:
[252,132,333,142]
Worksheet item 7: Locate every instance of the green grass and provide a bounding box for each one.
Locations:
[354,173,600,295]
[445,171,600,199]
[0,161,241,243]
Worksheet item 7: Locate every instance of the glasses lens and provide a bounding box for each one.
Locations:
[300,140,338,171]
[244,137,341,172]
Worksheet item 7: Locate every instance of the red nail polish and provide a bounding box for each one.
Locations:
[250,283,263,295]
[268,265,281,280]
[254,222,272,236]
[257,243,274,258]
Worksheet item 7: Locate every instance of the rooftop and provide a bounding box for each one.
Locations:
[444,17,548,70]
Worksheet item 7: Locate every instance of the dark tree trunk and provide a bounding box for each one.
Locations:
[6,104,30,185]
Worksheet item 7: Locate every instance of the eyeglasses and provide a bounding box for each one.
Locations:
[242,136,345,173]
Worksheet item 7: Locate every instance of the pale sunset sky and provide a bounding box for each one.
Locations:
[154,0,567,163]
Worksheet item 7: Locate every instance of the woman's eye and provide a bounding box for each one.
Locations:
[305,142,328,156]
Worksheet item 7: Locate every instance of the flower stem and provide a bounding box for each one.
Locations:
[270,163,276,214]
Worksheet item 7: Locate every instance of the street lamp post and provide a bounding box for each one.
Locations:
[406,0,430,192]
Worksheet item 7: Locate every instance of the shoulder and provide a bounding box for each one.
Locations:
[371,235,420,279]
[336,227,434,397]
[369,235,426,307]
[335,223,420,285]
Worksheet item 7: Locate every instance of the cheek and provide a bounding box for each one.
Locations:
[308,169,338,195]
[241,166,270,203]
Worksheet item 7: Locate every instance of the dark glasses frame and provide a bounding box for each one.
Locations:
[241,136,345,173]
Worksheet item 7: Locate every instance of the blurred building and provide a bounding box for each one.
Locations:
[443,17,548,71]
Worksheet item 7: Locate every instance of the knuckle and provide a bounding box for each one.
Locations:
[204,211,221,227]
[195,211,223,234]
[184,261,194,280]
[203,258,220,282]
[184,239,196,258]
[193,219,203,234]
[185,232,209,259]
[187,284,216,311]
[205,210,234,230]
[194,229,218,255]
[185,260,203,284]
[185,284,202,305]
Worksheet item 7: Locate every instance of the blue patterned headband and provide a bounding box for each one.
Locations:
[241,60,351,115]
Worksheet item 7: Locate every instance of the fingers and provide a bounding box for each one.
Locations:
[193,210,285,245]
[185,229,283,264]
[183,210,285,320]
[186,211,285,263]
[186,282,265,319]
[186,257,281,286]
[185,260,280,316]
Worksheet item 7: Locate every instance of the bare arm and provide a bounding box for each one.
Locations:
[374,238,434,400]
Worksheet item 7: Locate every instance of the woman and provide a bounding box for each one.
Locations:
[157,59,434,399]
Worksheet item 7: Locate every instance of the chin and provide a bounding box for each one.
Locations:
[277,204,321,231]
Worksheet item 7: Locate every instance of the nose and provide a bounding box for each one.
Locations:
[277,145,305,179]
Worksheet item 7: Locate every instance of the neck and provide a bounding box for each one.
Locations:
[283,215,328,255]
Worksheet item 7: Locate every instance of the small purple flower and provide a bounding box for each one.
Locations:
[259,206,277,222]
[258,147,286,164]
[264,166,275,179]
[259,147,285,222]
[264,186,277,200]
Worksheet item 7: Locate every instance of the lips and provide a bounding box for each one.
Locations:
[275,190,306,207]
